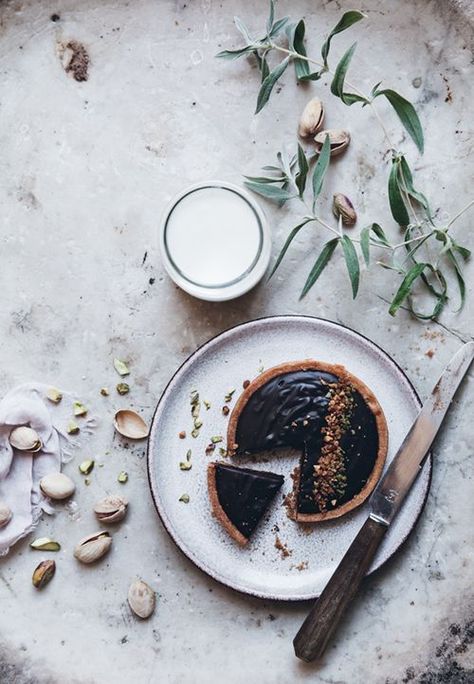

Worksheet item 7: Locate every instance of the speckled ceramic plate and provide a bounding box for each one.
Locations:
[147,316,431,601]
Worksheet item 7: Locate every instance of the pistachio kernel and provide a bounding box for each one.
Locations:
[114,358,130,376]
[79,459,94,475]
[67,421,80,435]
[46,388,63,404]
[178,493,190,503]
[116,382,130,395]
[73,401,88,417]
[32,560,56,589]
[118,471,128,484]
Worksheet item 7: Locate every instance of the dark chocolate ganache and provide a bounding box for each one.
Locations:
[214,463,284,539]
[234,369,379,514]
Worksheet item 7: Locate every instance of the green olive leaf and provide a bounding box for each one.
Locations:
[388,159,410,226]
[216,46,256,60]
[286,19,310,79]
[446,249,466,312]
[398,156,431,218]
[244,179,295,202]
[374,89,424,153]
[255,57,290,113]
[270,17,290,38]
[321,10,365,66]
[389,262,429,316]
[312,134,331,211]
[233,16,253,43]
[295,143,309,197]
[330,42,369,106]
[269,218,314,279]
[340,235,360,297]
[300,238,339,299]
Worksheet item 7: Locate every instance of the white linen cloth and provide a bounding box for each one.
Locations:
[0,383,91,556]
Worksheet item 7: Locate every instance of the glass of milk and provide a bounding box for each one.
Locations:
[160,181,271,301]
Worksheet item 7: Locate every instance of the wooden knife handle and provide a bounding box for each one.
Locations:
[293,515,388,662]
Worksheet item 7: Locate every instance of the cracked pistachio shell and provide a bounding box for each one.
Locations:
[314,129,351,157]
[9,426,42,453]
[114,409,148,440]
[128,579,156,619]
[32,560,56,589]
[332,193,357,226]
[40,472,76,500]
[298,97,325,138]
[0,503,12,528]
[73,531,112,564]
[94,495,128,523]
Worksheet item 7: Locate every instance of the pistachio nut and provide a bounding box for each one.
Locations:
[117,471,128,484]
[94,494,128,524]
[73,530,112,564]
[73,401,88,417]
[116,382,130,396]
[314,129,351,157]
[128,579,156,619]
[332,193,357,226]
[9,426,42,453]
[0,503,12,528]
[67,421,80,435]
[30,537,61,551]
[40,472,76,500]
[298,97,325,138]
[79,459,94,475]
[32,559,56,589]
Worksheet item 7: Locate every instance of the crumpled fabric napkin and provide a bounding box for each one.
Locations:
[0,383,92,556]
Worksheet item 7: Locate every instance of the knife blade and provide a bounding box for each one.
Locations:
[293,341,474,663]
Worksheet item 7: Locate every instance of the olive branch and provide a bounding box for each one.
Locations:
[217,2,472,320]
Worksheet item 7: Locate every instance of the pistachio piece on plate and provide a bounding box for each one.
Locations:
[128,579,156,619]
[40,472,76,500]
[73,531,112,564]
[9,426,42,453]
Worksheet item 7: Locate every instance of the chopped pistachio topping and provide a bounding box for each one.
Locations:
[73,401,88,417]
[191,428,200,439]
[179,461,192,471]
[30,537,61,552]
[84,478,91,486]
[116,382,130,395]
[218,447,228,457]
[46,388,62,404]
[118,471,128,483]
[203,400,211,410]
[210,435,223,444]
[193,418,203,430]
[186,449,192,461]
[100,387,110,396]
[79,459,94,475]
[67,421,80,435]
[224,389,235,403]
[114,358,130,376]
[178,493,190,503]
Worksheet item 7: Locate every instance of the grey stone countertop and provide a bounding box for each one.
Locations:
[0,0,472,682]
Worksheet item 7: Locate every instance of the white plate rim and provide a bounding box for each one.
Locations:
[147,315,432,601]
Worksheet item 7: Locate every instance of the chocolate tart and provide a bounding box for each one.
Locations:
[207,462,284,546]
[227,360,388,522]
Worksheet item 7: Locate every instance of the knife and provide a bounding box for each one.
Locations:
[293,341,474,663]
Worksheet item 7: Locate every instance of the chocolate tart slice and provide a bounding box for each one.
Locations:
[227,360,388,522]
[207,462,284,546]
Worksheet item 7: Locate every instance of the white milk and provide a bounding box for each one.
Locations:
[164,186,263,287]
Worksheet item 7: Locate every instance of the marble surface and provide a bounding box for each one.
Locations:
[0,0,473,682]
